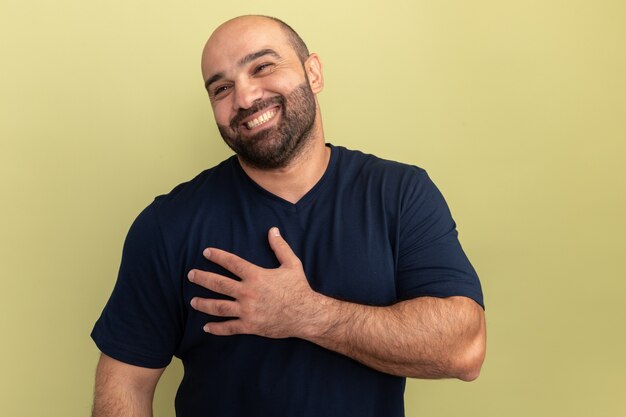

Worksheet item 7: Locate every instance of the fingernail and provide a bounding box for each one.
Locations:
[187,270,195,281]
[190,298,197,308]
[203,324,211,333]
[271,227,280,237]
[203,248,211,258]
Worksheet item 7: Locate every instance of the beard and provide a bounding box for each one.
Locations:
[217,81,317,170]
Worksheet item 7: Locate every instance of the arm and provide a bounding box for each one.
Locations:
[92,353,165,417]
[188,228,486,380]
[307,294,485,380]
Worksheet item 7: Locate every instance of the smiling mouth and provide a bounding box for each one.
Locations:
[244,107,279,130]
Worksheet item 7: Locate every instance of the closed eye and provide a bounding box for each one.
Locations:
[253,62,274,75]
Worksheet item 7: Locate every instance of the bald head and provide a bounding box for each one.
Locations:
[262,16,310,64]
[201,16,309,82]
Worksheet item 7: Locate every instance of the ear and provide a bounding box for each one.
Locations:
[304,53,324,94]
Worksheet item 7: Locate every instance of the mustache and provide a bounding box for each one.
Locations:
[229,96,285,130]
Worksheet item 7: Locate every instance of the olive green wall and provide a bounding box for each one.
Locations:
[1,1,624,416]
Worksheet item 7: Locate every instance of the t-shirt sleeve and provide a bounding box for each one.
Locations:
[395,169,484,308]
[91,202,184,368]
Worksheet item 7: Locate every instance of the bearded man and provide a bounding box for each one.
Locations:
[91,15,486,417]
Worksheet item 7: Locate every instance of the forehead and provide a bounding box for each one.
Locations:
[201,18,293,79]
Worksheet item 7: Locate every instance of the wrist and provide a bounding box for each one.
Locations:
[296,291,340,341]
[300,292,358,348]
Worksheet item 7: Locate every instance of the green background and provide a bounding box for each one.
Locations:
[1,1,625,416]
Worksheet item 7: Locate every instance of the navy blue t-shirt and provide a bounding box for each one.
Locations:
[92,144,483,417]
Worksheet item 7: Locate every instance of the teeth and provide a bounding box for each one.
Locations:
[246,109,277,130]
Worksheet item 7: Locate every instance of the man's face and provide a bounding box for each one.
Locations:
[201,17,320,169]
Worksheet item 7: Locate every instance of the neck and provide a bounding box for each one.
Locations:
[238,133,330,204]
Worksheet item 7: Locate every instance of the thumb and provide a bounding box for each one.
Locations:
[268,227,299,267]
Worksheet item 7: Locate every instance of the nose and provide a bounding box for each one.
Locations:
[233,80,263,111]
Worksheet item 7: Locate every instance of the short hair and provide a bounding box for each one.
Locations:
[264,16,310,64]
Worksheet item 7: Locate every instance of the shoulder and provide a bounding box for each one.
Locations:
[152,156,237,209]
[331,144,431,191]
[129,156,238,238]
[330,145,450,222]
[333,144,424,175]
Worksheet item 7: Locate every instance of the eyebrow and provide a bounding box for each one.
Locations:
[204,48,282,90]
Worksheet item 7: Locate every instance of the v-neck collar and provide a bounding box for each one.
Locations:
[231,143,340,212]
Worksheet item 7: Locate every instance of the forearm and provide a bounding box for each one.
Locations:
[301,295,486,380]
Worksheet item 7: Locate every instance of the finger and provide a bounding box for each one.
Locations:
[203,248,257,279]
[267,227,300,267]
[191,298,240,317]
[204,320,246,336]
[188,269,240,298]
